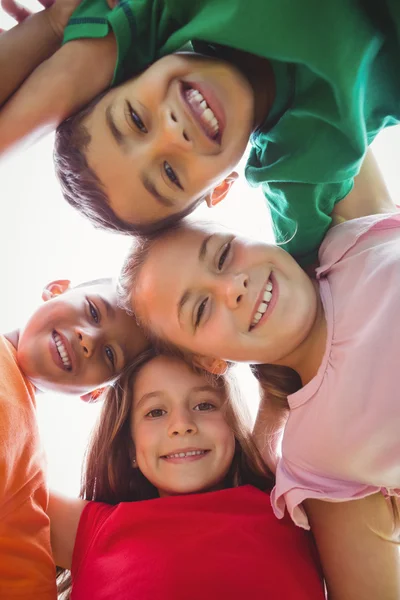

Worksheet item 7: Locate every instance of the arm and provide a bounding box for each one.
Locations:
[331,149,397,224]
[0,32,116,155]
[48,491,87,569]
[304,494,400,600]
[0,0,85,108]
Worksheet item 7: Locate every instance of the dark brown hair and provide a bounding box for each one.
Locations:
[57,351,273,597]
[53,97,205,235]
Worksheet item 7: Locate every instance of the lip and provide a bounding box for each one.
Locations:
[160,447,211,463]
[49,330,75,372]
[180,81,226,145]
[249,273,279,331]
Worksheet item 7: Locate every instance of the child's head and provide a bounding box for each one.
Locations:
[80,352,272,503]
[16,278,149,399]
[54,52,258,234]
[118,221,318,371]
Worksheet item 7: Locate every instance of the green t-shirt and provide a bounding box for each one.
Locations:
[64,0,400,265]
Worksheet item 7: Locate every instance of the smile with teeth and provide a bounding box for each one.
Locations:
[250,279,274,330]
[162,450,209,459]
[53,332,72,370]
[185,87,220,139]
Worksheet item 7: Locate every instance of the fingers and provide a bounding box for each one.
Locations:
[37,0,55,8]
[1,0,32,22]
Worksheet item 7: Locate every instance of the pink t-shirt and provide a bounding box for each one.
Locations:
[272,213,400,529]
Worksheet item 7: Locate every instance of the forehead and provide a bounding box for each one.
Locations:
[135,224,216,311]
[134,355,220,397]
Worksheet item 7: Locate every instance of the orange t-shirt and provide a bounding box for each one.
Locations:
[0,335,56,599]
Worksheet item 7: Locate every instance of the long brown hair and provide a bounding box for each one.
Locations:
[57,351,273,597]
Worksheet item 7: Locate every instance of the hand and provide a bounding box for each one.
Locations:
[1,0,54,25]
[0,0,83,40]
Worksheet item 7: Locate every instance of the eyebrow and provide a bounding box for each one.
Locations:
[140,173,175,208]
[177,234,214,325]
[136,385,220,408]
[105,104,126,149]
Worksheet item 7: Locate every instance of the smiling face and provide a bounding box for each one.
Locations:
[131,355,235,497]
[17,281,149,396]
[132,224,319,367]
[83,53,255,226]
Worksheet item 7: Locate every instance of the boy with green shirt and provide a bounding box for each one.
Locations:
[1,0,400,265]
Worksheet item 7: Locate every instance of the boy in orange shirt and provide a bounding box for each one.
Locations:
[0,278,148,598]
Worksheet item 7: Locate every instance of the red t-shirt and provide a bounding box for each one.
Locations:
[71,485,324,599]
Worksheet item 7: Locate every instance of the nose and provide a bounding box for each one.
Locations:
[76,327,98,359]
[160,108,192,150]
[168,408,198,438]
[217,273,249,310]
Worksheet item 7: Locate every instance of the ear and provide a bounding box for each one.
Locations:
[42,279,71,302]
[205,172,238,208]
[192,355,228,375]
[80,388,105,403]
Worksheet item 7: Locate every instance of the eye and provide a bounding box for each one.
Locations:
[127,101,147,133]
[88,300,99,323]
[218,242,231,271]
[164,161,183,190]
[194,402,216,411]
[146,408,166,418]
[195,298,208,329]
[105,346,115,368]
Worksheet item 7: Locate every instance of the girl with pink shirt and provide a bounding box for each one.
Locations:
[118,151,400,596]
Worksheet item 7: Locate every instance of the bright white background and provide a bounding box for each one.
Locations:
[1,4,400,497]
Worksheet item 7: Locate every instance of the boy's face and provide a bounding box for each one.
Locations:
[83,53,255,226]
[17,280,149,397]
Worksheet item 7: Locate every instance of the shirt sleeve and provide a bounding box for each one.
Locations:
[246,98,361,266]
[271,457,388,530]
[71,501,113,579]
[63,0,178,85]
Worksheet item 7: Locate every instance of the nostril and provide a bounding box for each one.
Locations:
[237,294,243,304]
[78,332,82,341]
[244,279,248,288]
[83,347,88,355]
[183,131,189,141]
[171,112,177,122]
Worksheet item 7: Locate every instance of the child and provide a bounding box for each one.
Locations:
[115,153,400,594]
[1,0,400,264]
[48,352,327,599]
[0,277,148,598]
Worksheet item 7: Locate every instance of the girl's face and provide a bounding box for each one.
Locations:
[130,356,235,497]
[133,225,318,366]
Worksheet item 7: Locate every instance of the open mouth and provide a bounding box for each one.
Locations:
[161,449,210,460]
[181,82,223,143]
[52,331,72,371]
[249,277,274,331]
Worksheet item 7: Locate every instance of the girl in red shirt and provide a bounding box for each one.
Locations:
[49,352,325,599]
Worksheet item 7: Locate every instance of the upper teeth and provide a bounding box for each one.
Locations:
[186,88,219,136]
[53,332,72,369]
[250,279,273,329]
[164,450,206,459]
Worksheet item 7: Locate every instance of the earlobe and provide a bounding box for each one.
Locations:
[80,388,104,403]
[193,355,228,375]
[42,279,71,302]
[205,172,239,208]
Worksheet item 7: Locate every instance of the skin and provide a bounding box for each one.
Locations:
[5,279,149,397]
[133,224,326,384]
[83,52,272,226]
[130,355,235,497]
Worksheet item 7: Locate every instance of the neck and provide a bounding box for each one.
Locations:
[4,329,20,350]
[278,282,326,386]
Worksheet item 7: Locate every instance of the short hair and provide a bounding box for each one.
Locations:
[53,95,205,236]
